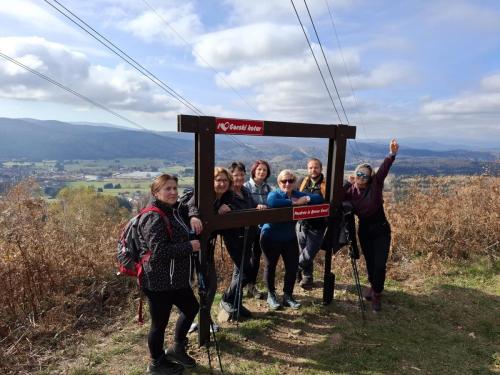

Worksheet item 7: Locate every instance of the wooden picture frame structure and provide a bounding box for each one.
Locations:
[178,114,356,345]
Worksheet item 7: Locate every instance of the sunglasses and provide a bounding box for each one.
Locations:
[280,179,295,184]
[356,171,370,179]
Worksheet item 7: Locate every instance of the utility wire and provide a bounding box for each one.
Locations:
[0,51,165,139]
[43,0,253,151]
[290,0,342,123]
[140,0,262,118]
[43,0,203,116]
[303,0,349,125]
[324,0,368,140]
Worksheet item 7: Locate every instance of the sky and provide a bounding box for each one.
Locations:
[0,0,499,144]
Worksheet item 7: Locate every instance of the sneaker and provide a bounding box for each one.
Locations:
[220,300,236,314]
[364,287,373,301]
[210,322,220,333]
[371,292,382,312]
[166,339,197,368]
[283,293,301,309]
[299,276,313,290]
[266,291,281,310]
[147,355,184,375]
[188,322,198,334]
[246,283,265,299]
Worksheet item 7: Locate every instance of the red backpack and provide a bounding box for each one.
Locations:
[117,206,173,323]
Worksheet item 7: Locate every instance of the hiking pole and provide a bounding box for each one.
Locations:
[192,251,224,374]
[232,226,250,325]
[344,225,366,321]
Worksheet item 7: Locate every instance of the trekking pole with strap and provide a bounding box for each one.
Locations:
[232,226,250,325]
[343,211,366,321]
[192,251,224,374]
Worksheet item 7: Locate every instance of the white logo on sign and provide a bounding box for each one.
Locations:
[218,122,229,132]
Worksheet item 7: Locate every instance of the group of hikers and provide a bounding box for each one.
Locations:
[133,139,400,374]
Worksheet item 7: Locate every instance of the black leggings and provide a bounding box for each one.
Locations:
[358,220,391,294]
[247,226,262,284]
[222,234,252,305]
[260,235,299,295]
[143,287,199,360]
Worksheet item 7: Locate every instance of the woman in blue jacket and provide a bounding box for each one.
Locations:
[260,169,323,310]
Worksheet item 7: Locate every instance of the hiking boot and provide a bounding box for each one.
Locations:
[299,276,313,290]
[188,321,219,334]
[267,291,281,310]
[147,354,184,375]
[166,339,197,369]
[371,292,382,312]
[283,293,301,309]
[246,283,265,299]
[364,287,373,301]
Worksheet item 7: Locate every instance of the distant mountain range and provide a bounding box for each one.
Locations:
[0,118,498,174]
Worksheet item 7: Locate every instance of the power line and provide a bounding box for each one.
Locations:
[43,0,203,116]
[0,51,165,139]
[290,0,342,123]
[324,0,368,140]
[140,0,262,118]
[303,0,349,125]
[42,0,253,151]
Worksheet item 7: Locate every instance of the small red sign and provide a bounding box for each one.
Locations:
[293,203,330,220]
[215,118,264,135]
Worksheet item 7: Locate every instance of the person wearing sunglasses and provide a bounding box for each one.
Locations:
[345,139,399,312]
[260,169,323,310]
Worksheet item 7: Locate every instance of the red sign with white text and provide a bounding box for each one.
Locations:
[215,118,264,135]
[293,203,330,220]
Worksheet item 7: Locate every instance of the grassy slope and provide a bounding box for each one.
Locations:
[40,258,499,375]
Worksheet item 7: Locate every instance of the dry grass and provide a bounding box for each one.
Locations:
[0,176,498,374]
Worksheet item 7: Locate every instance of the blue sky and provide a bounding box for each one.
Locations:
[0,0,499,144]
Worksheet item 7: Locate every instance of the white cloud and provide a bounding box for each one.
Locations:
[480,74,500,92]
[118,2,203,45]
[193,23,305,68]
[0,37,185,115]
[225,0,358,24]
[426,1,500,31]
[0,0,78,35]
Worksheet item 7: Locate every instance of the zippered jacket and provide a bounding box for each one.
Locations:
[138,198,196,291]
[261,189,323,242]
[244,178,272,205]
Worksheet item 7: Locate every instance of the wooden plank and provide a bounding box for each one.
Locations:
[178,115,356,139]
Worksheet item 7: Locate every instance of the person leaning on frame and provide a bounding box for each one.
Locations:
[260,169,323,311]
[343,139,399,312]
[296,157,327,290]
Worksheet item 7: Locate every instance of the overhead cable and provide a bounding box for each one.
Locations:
[43,0,253,151]
[43,0,203,116]
[324,0,368,139]
[303,0,349,125]
[140,0,262,118]
[290,0,342,124]
[0,51,164,138]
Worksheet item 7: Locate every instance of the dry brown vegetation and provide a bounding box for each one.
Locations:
[0,176,498,374]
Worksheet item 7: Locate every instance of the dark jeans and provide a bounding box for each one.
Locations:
[222,233,252,306]
[296,223,325,278]
[247,226,262,284]
[143,287,199,360]
[358,220,391,294]
[260,235,299,295]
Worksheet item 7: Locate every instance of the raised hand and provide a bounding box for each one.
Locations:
[390,139,399,154]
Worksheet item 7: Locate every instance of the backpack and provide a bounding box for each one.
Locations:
[116,205,173,323]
